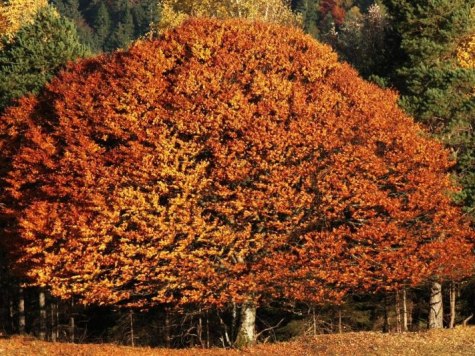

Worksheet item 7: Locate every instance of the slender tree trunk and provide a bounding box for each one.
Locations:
[231,302,237,342]
[39,289,46,340]
[402,287,408,331]
[9,295,15,333]
[312,306,317,336]
[396,291,401,333]
[338,308,342,334]
[69,299,75,343]
[449,282,456,329]
[197,308,203,348]
[55,302,59,341]
[235,302,256,348]
[206,309,210,348]
[164,308,171,348]
[429,282,443,329]
[129,309,135,347]
[0,289,7,336]
[217,310,231,347]
[18,287,25,335]
[50,301,57,342]
[383,295,389,333]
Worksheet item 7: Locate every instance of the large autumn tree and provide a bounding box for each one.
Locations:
[1,19,473,346]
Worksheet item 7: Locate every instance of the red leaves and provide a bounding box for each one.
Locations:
[320,0,346,26]
[1,19,473,309]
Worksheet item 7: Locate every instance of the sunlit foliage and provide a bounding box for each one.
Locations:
[157,0,301,33]
[0,0,48,43]
[1,19,473,309]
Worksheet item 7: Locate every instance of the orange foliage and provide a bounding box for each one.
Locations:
[320,0,346,26]
[1,19,473,309]
[2,328,475,355]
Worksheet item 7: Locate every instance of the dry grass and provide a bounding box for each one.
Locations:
[1,327,475,355]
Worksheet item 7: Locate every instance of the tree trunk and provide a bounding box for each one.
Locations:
[50,301,57,342]
[383,295,389,333]
[449,282,456,329]
[338,308,342,334]
[231,302,237,342]
[9,293,15,333]
[129,309,135,346]
[429,282,443,329]
[39,289,46,340]
[235,302,256,348]
[164,308,171,348]
[395,290,401,333]
[206,309,210,348]
[18,287,25,335]
[197,308,203,348]
[69,299,75,343]
[402,287,408,331]
[312,306,317,336]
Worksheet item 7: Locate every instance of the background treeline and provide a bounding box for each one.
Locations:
[51,0,159,52]
[0,0,474,349]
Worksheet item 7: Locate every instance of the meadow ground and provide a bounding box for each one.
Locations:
[0,327,474,355]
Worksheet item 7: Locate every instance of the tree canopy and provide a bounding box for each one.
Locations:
[457,34,475,69]
[0,0,48,43]
[1,19,473,310]
[157,0,301,33]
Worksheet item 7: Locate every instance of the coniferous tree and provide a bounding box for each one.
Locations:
[50,0,94,48]
[91,2,111,51]
[382,0,473,124]
[131,0,159,38]
[291,0,320,38]
[381,1,475,327]
[0,5,90,112]
[106,1,135,51]
[50,0,82,21]
[382,0,475,215]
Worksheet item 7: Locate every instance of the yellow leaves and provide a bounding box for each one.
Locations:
[457,33,474,69]
[3,18,473,310]
[0,0,49,43]
[191,42,212,61]
[456,6,474,69]
[156,0,301,34]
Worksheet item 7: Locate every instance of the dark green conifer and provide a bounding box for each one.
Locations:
[92,2,111,51]
[383,0,475,215]
[0,6,90,112]
[106,2,135,51]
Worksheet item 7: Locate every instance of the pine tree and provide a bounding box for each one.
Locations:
[0,5,90,112]
[131,0,159,38]
[291,0,320,38]
[382,0,475,215]
[383,0,474,124]
[50,0,94,49]
[91,2,111,51]
[106,2,135,51]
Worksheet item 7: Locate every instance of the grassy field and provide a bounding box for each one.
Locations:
[1,327,474,355]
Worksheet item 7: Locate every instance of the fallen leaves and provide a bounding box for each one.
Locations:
[2,327,475,355]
